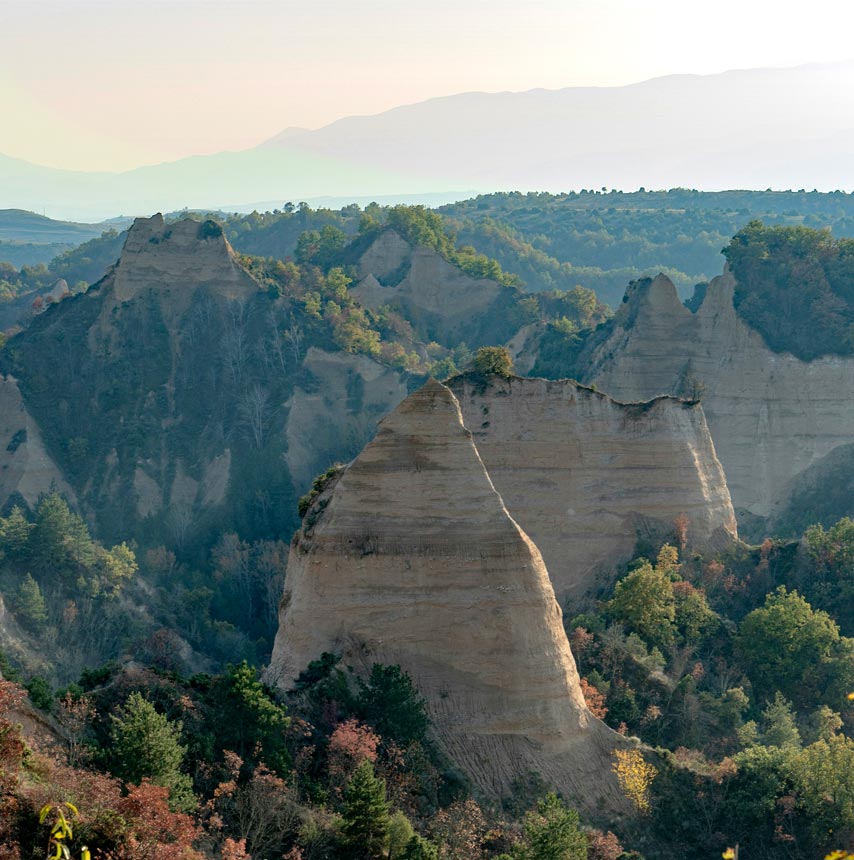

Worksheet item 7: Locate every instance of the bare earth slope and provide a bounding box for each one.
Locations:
[448,375,736,606]
[267,380,622,808]
[576,273,854,530]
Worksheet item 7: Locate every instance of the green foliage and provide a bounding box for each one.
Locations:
[470,346,514,380]
[108,691,195,811]
[788,733,854,840]
[724,220,854,358]
[736,586,854,708]
[298,464,345,519]
[760,692,802,749]
[25,675,53,711]
[400,834,439,860]
[14,572,47,630]
[356,663,429,747]
[340,758,390,860]
[506,793,587,860]
[607,553,677,649]
[205,660,290,772]
[803,517,854,632]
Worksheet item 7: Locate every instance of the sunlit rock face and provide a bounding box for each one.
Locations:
[575,272,854,530]
[268,380,622,809]
[448,375,737,606]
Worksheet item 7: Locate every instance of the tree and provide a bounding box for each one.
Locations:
[611,749,657,813]
[356,664,428,747]
[109,692,195,811]
[401,835,438,860]
[471,346,514,379]
[736,586,852,708]
[789,733,854,843]
[14,573,47,630]
[340,759,390,860]
[761,693,802,749]
[607,560,676,649]
[521,793,587,860]
[206,661,291,772]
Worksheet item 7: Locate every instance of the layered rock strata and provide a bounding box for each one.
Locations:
[576,272,854,525]
[448,376,737,604]
[268,380,621,806]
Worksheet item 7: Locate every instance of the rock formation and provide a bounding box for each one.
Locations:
[448,375,736,605]
[0,374,74,509]
[350,229,514,347]
[268,380,622,807]
[573,272,854,532]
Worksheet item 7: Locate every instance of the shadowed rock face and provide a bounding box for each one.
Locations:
[267,379,622,807]
[576,272,854,529]
[448,375,736,606]
[0,374,74,509]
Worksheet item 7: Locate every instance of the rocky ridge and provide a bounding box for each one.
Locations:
[268,379,623,807]
[448,375,736,604]
[351,229,515,347]
[573,272,854,530]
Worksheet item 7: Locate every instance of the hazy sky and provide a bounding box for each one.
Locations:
[2,0,852,171]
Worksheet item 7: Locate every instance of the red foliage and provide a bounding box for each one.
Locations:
[327,719,380,793]
[570,627,594,656]
[579,678,608,720]
[587,829,624,860]
[113,781,202,860]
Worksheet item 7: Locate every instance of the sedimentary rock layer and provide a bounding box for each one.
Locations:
[577,272,854,524]
[448,375,737,605]
[268,380,620,806]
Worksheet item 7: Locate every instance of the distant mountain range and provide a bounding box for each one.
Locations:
[4,62,854,220]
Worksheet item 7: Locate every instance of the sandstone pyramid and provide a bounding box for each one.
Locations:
[267,379,622,808]
[448,375,736,605]
[574,272,854,530]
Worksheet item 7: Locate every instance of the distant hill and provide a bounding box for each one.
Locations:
[4,63,854,220]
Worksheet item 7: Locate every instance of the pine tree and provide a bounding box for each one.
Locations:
[523,793,587,860]
[109,692,195,811]
[14,573,47,629]
[341,758,390,860]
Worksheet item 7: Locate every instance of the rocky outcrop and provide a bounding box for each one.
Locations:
[0,374,74,509]
[351,229,513,347]
[283,347,411,492]
[575,272,854,530]
[448,376,736,605]
[268,380,622,808]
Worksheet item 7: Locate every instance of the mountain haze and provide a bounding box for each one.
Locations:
[4,63,854,220]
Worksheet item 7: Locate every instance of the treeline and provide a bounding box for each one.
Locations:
[0,654,633,860]
[567,515,854,857]
[725,220,854,358]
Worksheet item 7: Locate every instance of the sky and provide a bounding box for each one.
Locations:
[2,0,854,172]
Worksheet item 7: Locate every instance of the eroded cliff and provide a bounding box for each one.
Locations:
[575,273,854,532]
[268,380,622,807]
[351,229,517,347]
[448,375,736,605]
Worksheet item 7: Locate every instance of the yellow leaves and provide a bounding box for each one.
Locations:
[40,801,87,860]
[846,692,854,701]
[825,852,854,860]
[722,849,736,860]
[611,748,658,813]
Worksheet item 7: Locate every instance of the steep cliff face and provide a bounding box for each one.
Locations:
[448,376,736,605]
[268,380,621,807]
[576,273,854,530]
[0,374,74,510]
[283,347,412,492]
[0,216,412,547]
[351,229,516,347]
